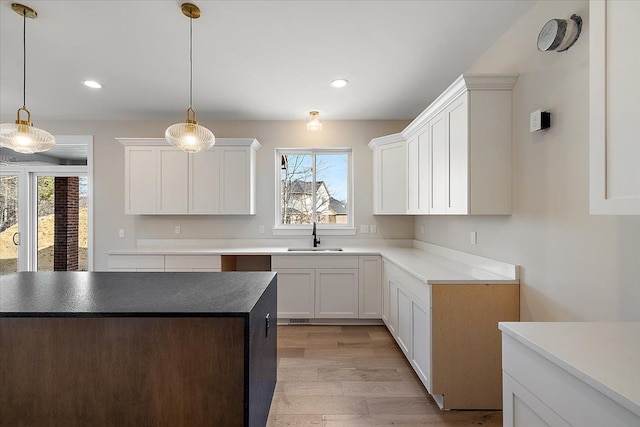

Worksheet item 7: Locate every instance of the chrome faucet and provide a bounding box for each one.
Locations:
[312,221,321,247]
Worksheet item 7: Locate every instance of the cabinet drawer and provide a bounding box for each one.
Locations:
[108,255,164,270]
[165,255,222,270]
[272,255,358,270]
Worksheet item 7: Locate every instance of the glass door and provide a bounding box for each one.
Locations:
[0,173,24,275]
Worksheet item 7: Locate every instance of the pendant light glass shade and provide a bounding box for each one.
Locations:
[0,4,55,154]
[165,3,214,153]
[165,108,215,153]
[0,108,55,154]
[306,111,323,131]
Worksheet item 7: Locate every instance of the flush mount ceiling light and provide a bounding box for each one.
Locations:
[330,79,349,88]
[537,14,582,52]
[0,3,55,154]
[306,111,323,131]
[82,80,103,89]
[165,3,215,153]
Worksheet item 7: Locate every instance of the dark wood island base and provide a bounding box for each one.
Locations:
[0,272,277,427]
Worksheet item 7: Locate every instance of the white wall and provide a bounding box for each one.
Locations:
[35,119,412,271]
[415,0,640,321]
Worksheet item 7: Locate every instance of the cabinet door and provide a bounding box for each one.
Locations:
[275,269,315,318]
[429,113,447,214]
[590,0,640,215]
[406,136,419,214]
[220,147,252,214]
[189,149,220,214]
[446,94,469,214]
[157,147,188,214]
[397,286,412,357]
[359,256,382,318]
[417,127,430,214]
[315,269,359,318]
[411,299,431,391]
[377,142,406,214]
[125,146,157,214]
[388,279,399,336]
[382,264,390,325]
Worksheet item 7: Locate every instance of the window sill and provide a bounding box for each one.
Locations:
[272,227,357,236]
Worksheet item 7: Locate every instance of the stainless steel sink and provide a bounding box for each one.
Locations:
[287,247,343,252]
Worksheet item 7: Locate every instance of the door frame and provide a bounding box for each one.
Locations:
[1,135,94,271]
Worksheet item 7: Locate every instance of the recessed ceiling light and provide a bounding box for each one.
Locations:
[330,79,349,88]
[82,80,102,89]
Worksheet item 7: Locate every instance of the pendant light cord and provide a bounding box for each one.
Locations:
[22,8,27,109]
[189,10,193,110]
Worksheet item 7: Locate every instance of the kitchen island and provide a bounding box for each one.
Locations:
[0,271,277,427]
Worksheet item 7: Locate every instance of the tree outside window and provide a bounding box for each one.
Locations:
[278,149,351,227]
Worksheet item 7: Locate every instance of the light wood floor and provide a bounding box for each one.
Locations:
[267,325,502,427]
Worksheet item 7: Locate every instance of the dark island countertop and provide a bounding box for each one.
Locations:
[0,271,277,317]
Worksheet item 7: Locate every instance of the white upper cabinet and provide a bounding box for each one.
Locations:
[369,134,406,215]
[219,145,256,214]
[124,146,157,214]
[189,149,220,214]
[157,147,189,214]
[590,0,640,215]
[371,74,517,216]
[119,138,261,215]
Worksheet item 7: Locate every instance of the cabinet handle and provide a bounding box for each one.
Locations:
[265,313,270,337]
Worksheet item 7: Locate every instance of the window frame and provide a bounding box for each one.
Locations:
[274,147,355,235]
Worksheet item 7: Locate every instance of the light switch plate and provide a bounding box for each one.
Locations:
[360,224,369,234]
[530,109,551,132]
[119,229,125,238]
[470,231,477,245]
[174,225,181,234]
[370,224,377,234]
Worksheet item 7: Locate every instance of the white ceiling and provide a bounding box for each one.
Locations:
[0,0,534,122]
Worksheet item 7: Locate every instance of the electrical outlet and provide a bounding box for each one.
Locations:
[370,224,377,234]
[119,229,125,238]
[420,225,425,235]
[470,231,477,245]
[360,224,369,234]
[175,225,181,234]
[259,225,264,234]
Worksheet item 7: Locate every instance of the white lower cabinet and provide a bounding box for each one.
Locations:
[501,331,639,427]
[411,299,431,391]
[382,259,519,410]
[359,256,382,318]
[381,264,390,324]
[108,254,221,272]
[315,269,359,318]
[396,287,412,356]
[276,269,315,318]
[272,255,379,320]
[163,255,222,272]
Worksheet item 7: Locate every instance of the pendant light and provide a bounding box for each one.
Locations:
[0,3,55,154]
[306,111,322,131]
[165,3,215,153]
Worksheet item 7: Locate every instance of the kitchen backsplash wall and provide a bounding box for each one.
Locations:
[35,119,412,271]
[415,0,640,322]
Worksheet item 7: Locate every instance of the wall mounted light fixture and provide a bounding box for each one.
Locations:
[165,3,215,153]
[0,3,55,154]
[537,14,582,52]
[306,111,322,131]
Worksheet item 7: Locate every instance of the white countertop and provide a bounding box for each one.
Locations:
[108,240,519,285]
[499,322,640,417]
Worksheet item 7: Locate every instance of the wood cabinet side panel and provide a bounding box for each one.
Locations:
[0,317,245,427]
[431,284,519,409]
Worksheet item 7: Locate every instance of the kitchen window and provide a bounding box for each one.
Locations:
[275,148,354,234]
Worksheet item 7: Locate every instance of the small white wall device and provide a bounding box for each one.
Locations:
[530,109,551,132]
